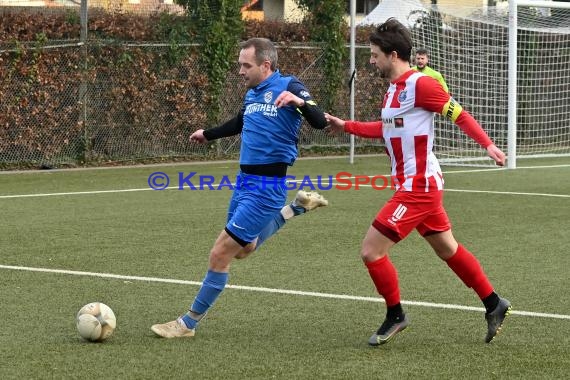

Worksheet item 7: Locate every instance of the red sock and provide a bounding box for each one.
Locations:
[445,244,494,299]
[365,256,401,306]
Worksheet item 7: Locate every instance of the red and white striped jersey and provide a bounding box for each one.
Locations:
[381,70,444,192]
[344,69,493,193]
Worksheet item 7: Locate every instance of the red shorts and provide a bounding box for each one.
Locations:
[372,190,451,243]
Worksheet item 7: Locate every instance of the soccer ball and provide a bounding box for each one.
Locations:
[76,302,117,342]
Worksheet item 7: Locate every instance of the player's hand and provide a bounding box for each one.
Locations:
[190,129,208,144]
[324,113,346,135]
[487,144,506,166]
[274,91,304,108]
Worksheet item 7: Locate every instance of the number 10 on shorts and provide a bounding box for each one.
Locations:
[390,204,408,223]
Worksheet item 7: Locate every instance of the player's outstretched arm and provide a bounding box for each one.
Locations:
[192,111,244,144]
[416,76,504,164]
[324,113,346,135]
[487,144,506,166]
[190,129,208,144]
[326,113,383,139]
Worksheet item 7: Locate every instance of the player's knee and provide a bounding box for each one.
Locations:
[424,231,458,260]
[208,248,232,271]
[360,245,387,262]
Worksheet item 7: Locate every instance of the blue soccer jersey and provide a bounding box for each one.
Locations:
[200,69,326,245]
[239,70,314,166]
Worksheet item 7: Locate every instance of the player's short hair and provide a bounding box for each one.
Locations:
[416,48,429,56]
[369,18,412,62]
[240,38,278,71]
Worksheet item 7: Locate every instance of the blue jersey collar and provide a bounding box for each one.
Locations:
[254,70,280,91]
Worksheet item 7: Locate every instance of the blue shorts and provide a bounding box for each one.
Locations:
[225,172,288,244]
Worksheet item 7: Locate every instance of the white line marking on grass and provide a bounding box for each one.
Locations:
[2,264,569,320]
[326,184,570,198]
[0,188,154,199]
[1,157,569,175]
[444,188,570,198]
[0,164,568,199]
[2,172,569,199]
[0,155,357,175]
[441,164,570,173]
[307,180,570,198]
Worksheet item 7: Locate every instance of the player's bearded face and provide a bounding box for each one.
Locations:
[415,54,427,69]
[370,45,391,78]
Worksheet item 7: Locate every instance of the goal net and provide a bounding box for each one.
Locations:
[363,0,570,166]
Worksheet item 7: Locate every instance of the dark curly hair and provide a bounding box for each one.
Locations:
[369,18,412,62]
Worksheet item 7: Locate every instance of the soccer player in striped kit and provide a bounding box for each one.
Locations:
[326,18,511,345]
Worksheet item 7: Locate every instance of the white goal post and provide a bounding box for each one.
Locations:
[508,0,570,168]
[351,0,570,168]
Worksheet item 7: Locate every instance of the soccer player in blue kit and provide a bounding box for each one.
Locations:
[151,38,329,338]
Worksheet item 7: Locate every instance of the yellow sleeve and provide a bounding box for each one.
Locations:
[435,73,449,93]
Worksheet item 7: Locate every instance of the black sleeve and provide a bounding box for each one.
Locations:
[288,77,328,130]
[298,101,327,129]
[203,110,244,141]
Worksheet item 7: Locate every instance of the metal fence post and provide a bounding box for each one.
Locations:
[80,0,89,162]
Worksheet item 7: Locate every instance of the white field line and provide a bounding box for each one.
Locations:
[0,157,568,175]
[1,264,568,320]
[0,188,154,199]
[329,184,570,198]
[0,164,569,199]
[0,183,568,199]
[443,188,569,197]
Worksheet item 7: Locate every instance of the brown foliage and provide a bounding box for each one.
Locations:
[0,8,384,166]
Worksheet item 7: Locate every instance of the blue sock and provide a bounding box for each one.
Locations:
[256,213,286,248]
[181,270,228,329]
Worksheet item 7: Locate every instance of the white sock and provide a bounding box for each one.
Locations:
[280,205,295,220]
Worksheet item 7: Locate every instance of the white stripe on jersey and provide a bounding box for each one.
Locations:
[381,71,444,192]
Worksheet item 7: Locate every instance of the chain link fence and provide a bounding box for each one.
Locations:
[0,2,383,168]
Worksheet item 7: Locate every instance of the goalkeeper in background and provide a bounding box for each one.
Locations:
[412,47,449,93]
